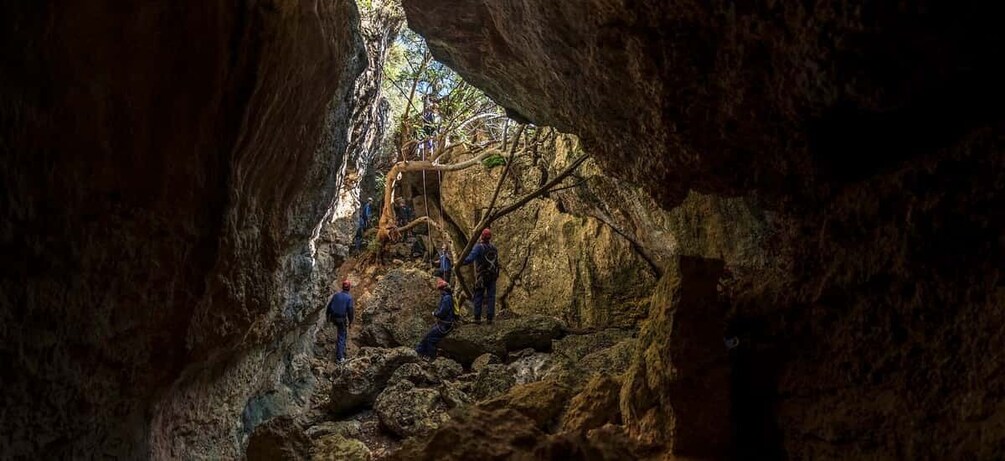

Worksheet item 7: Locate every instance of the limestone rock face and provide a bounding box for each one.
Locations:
[403,0,1005,207]
[0,0,376,458]
[404,1,1005,458]
[620,257,730,457]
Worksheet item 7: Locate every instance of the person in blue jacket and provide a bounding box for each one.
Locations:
[326,279,354,363]
[354,198,374,252]
[433,243,452,283]
[415,278,456,360]
[361,197,373,228]
[460,228,499,325]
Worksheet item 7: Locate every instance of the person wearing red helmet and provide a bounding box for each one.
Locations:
[460,228,500,325]
[416,278,457,360]
[325,279,355,363]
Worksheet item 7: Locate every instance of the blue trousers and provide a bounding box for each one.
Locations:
[473,277,497,322]
[334,319,348,361]
[416,322,453,358]
[353,227,364,252]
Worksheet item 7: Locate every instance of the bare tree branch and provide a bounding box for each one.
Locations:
[454,153,591,294]
[484,124,525,218]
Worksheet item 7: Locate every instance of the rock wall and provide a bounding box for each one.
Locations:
[0,0,375,457]
[327,2,404,253]
[403,0,1005,458]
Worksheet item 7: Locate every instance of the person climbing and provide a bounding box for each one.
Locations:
[433,243,452,283]
[415,278,457,361]
[354,197,374,252]
[420,102,440,156]
[460,228,500,325]
[396,197,415,238]
[325,280,354,363]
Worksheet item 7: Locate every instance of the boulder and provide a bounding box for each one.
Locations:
[497,315,565,352]
[373,381,450,438]
[470,364,517,401]
[387,357,463,387]
[439,315,565,366]
[436,327,506,367]
[328,347,420,417]
[432,357,464,381]
[479,379,573,429]
[471,353,502,372]
[358,268,439,348]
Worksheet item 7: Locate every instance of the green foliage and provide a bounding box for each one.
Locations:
[381,26,506,158]
[482,154,507,169]
[373,171,386,199]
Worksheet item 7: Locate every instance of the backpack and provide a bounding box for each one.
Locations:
[477,244,500,280]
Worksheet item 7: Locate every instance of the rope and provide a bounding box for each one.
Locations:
[437,169,446,238]
[421,139,432,258]
[434,132,446,253]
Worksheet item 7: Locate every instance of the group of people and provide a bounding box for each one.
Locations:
[353,195,425,254]
[325,228,500,362]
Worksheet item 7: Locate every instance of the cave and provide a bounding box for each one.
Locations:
[1,0,1002,459]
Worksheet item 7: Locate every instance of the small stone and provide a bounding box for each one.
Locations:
[471,353,502,372]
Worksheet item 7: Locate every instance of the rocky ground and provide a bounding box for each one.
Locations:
[247,258,638,460]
